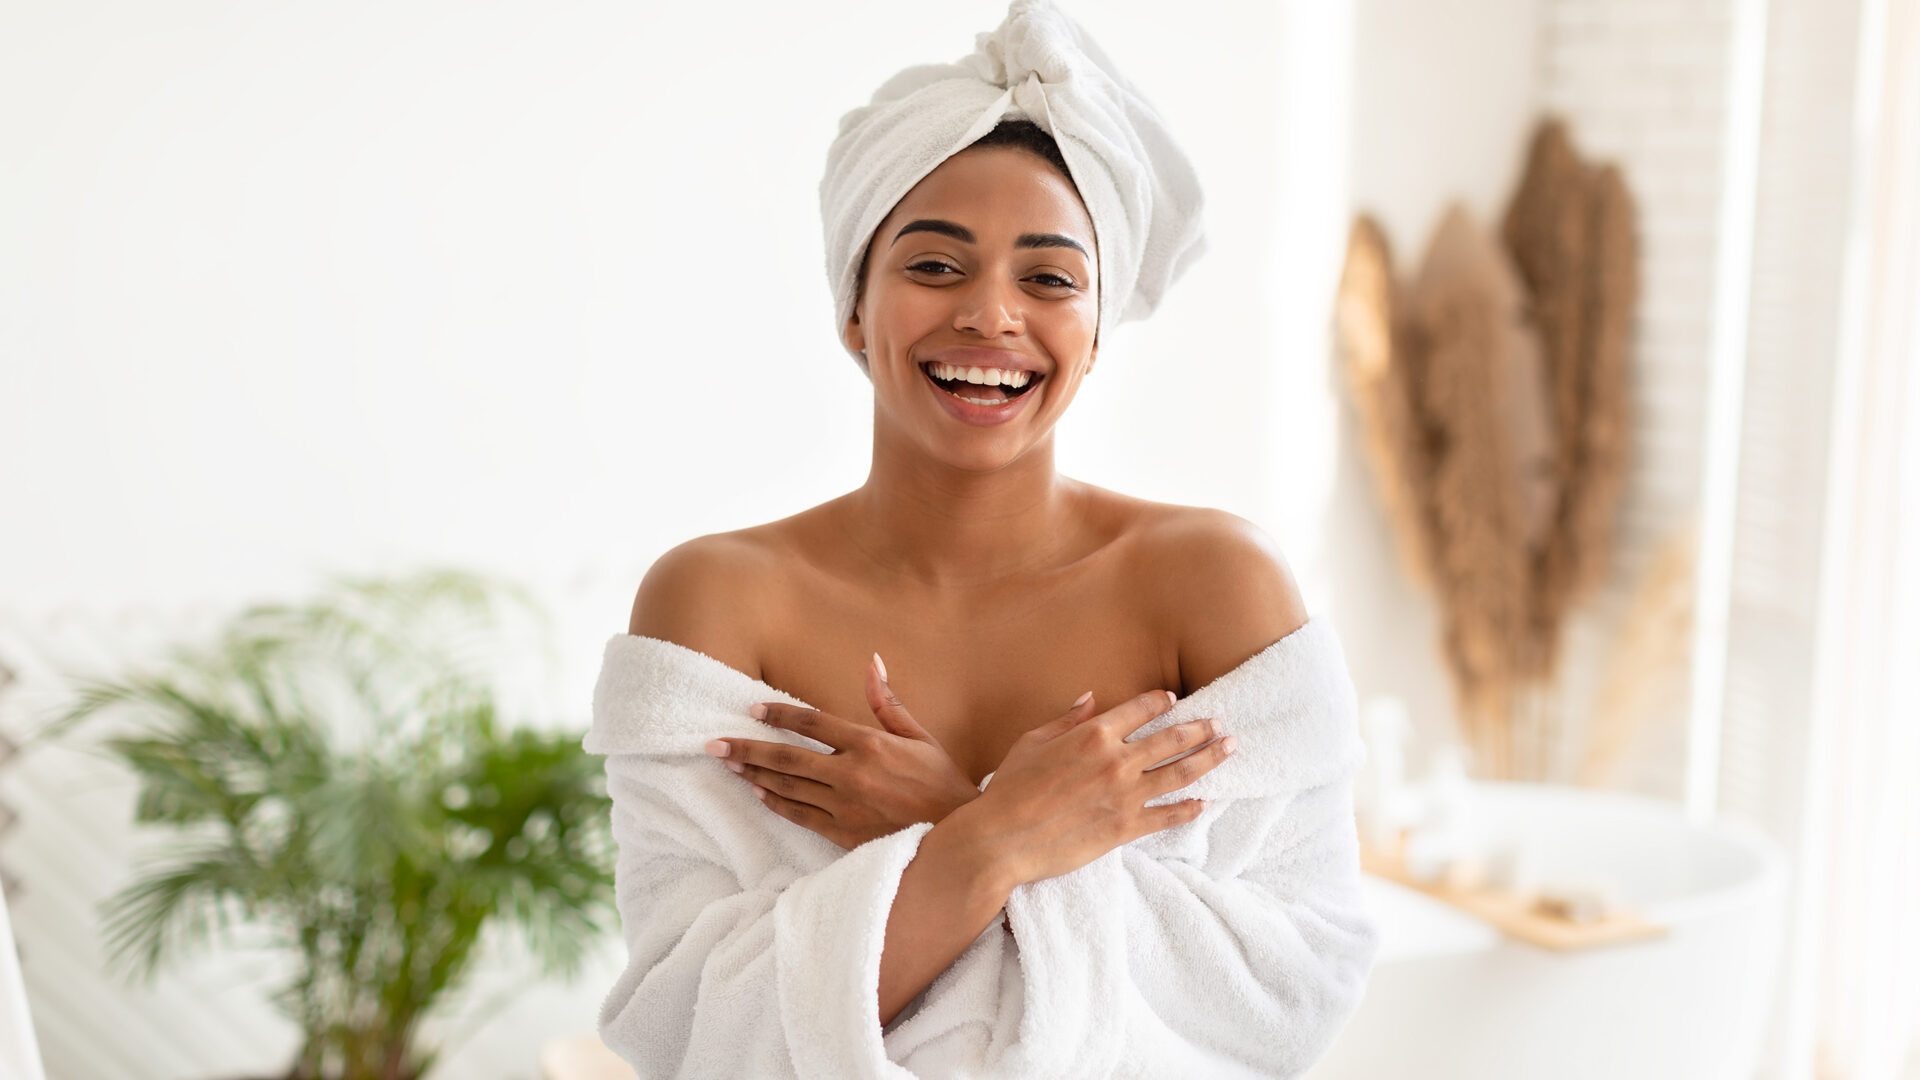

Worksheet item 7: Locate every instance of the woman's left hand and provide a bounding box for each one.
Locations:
[704,652,982,849]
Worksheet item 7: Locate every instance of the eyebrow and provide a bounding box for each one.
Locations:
[890,218,1089,259]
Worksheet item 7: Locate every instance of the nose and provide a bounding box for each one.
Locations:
[951,271,1025,338]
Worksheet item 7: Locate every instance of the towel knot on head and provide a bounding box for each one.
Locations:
[819,0,1209,380]
[961,7,1076,87]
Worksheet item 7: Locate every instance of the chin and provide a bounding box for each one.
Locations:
[924,429,1051,475]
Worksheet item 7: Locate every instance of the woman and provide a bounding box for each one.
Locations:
[594,3,1376,1076]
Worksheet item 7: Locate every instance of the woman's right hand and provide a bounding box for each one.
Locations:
[968,689,1237,887]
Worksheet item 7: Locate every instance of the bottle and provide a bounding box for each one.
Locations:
[1359,696,1412,852]
[1404,744,1483,885]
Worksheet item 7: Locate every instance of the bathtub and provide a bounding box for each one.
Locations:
[1305,781,1791,1080]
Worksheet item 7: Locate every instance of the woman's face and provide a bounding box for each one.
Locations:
[844,145,1099,470]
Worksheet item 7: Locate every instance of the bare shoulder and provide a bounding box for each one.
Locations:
[626,529,777,678]
[1136,504,1310,693]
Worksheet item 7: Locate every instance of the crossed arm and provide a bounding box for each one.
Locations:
[594,706,1374,1078]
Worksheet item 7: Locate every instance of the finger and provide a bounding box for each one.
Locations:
[750,782,836,834]
[865,652,931,740]
[1020,690,1099,744]
[754,702,865,753]
[1128,797,1211,843]
[730,759,835,808]
[1095,689,1181,738]
[1131,716,1224,769]
[1141,733,1239,799]
[720,737,836,784]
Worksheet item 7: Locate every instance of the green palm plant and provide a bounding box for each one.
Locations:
[29,569,616,1080]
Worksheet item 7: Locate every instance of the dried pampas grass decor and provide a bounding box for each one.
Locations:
[1503,118,1639,678]
[1577,520,1697,788]
[1335,217,1435,588]
[1334,115,1642,781]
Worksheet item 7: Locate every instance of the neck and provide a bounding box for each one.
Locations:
[841,426,1083,589]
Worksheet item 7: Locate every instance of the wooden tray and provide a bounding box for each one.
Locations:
[1358,829,1669,952]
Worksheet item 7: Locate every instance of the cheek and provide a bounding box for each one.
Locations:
[1039,306,1099,359]
[864,282,949,342]
[1043,286,1099,337]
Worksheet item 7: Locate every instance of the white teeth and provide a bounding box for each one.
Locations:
[926,361,1032,387]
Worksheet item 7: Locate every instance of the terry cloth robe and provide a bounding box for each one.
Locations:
[585,615,1380,1080]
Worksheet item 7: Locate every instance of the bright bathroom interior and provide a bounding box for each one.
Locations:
[1,1,1915,1079]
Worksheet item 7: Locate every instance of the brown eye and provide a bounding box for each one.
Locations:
[1030,272,1076,289]
[908,261,958,275]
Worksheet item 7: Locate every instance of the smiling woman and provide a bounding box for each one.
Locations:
[584,1,1380,1077]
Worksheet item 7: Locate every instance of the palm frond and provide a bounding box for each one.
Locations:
[97,838,271,983]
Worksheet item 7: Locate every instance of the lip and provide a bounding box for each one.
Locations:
[920,361,1038,427]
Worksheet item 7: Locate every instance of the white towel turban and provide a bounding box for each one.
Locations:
[820,0,1209,379]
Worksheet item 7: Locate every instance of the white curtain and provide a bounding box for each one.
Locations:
[1804,0,1920,1075]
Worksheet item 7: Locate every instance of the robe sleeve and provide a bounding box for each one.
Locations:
[1004,767,1377,1078]
[989,632,1381,1079]
[592,747,937,1080]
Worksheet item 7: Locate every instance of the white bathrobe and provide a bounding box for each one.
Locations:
[585,616,1379,1079]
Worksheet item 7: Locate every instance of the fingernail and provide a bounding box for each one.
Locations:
[725,760,745,774]
[873,652,888,682]
[1165,690,1178,707]
[704,739,730,758]
[749,703,768,720]
[1073,690,1093,709]
[751,785,768,800]
[1210,718,1223,737]
[1223,736,1239,755]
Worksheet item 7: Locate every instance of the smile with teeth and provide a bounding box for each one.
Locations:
[920,360,1041,406]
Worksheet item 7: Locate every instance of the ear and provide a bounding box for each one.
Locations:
[843,311,864,354]
[1084,338,1098,376]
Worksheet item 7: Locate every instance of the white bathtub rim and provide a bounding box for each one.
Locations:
[1385,780,1791,929]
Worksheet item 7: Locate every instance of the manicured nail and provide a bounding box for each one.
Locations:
[1223,736,1239,755]
[749,703,768,719]
[724,760,745,774]
[751,785,768,800]
[1073,690,1093,708]
[1210,718,1224,737]
[704,739,730,758]
[872,651,888,682]
[1165,690,1178,707]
